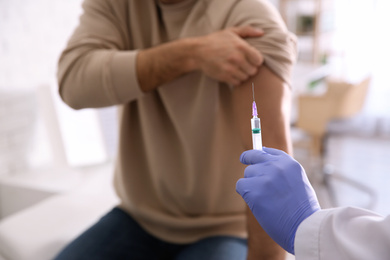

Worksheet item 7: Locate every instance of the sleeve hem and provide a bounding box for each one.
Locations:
[295,209,332,259]
[110,50,144,103]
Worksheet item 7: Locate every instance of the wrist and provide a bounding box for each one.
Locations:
[287,203,320,254]
[158,37,199,74]
[182,37,202,72]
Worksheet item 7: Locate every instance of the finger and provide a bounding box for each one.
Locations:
[244,46,264,67]
[230,66,249,82]
[262,147,287,156]
[232,26,264,38]
[236,178,265,209]
[244,164,267,178]
[223,65,248,86]
[228,77,241,87]
[235,178,246,196]
[236,178,254,197]
[239,60,257,77]
[240,149,271,165]
[226,53,254,79]
[223,73,241,86]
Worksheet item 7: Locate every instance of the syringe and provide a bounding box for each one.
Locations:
[251,83,262,150]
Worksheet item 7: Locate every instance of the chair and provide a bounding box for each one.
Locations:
[295,76,376,208]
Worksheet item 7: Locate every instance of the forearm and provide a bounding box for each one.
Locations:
[59,38,198,109]
[136,38,198,92]
[59,37,197,109]
[246,208,285,260]
[137,26,263,92]
[59,24,263,109]
[233,65,292,259]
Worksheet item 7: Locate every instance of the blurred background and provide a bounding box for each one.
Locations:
[0,0,389,259]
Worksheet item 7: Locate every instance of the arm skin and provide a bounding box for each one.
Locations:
[136,26,264,92]
[233,66,293,260]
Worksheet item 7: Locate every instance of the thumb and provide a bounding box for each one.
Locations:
[231,26,264,38]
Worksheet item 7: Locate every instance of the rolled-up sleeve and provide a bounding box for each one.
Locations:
[227,0,297,87]
[57,0,143,109]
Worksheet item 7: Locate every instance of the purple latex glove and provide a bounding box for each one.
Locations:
[236,147,320,254]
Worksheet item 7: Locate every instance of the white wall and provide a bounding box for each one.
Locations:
[0,0,118,173]
[0,0,119,218]
[0,0,83,88]
[332,0,390,119]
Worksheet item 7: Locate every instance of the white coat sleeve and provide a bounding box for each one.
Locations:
[294,206,390,260]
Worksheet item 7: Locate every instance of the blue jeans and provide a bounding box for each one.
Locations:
[54,207,247,260]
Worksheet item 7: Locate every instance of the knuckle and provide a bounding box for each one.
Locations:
[236,71,248,80]
[227,54,238,63]
[241,73,249,81]
[225,64,237,74]
[235,42,247,51]
[253,50,264,65]
[220,64,231,74]
[228,53,245,65]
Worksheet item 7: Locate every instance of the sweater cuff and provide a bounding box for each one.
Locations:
[110,50,144,103]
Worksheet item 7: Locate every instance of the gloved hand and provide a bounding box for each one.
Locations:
[236,147,321,254]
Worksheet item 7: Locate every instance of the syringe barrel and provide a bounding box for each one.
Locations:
[251,117,262,150]
[252,132,263,151]
[251,117,261,132]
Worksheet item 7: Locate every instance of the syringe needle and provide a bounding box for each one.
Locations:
[252,82,255,102]
[251,83,258,117]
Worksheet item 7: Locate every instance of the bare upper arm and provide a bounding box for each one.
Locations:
[232,65,292,154]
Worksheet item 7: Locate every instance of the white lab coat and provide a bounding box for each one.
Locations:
[295,207,390,259]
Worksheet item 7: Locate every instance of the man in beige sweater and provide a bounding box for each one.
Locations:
[56,0,296,259]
